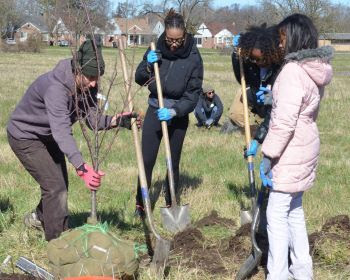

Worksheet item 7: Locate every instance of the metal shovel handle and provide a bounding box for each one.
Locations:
[150,42,177,206]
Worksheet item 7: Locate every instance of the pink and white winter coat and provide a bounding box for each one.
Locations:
[262,46,334,193]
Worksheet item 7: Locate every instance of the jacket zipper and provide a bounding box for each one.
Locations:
[164,61,174,83]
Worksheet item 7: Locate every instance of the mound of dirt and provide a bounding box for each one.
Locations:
[195,210,236,228]
[309,215,350,268]
[0,274,37,280]
[171,227,228,275]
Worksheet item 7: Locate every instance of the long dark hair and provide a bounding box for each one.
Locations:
[239,24,282,66]
[278,13,318,55]
[164,8,185,31]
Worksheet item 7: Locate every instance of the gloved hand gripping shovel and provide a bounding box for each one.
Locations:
[235,50,263,280]
[150,42,191,234]
[118,39,170,274]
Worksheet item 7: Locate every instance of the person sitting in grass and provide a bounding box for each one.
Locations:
[221,24,282,157]
[7,39,140,241]
[194,85,223,128]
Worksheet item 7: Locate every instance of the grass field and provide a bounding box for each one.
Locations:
[0,46,349,279]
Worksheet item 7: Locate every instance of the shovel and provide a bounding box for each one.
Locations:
[236,190,264,280]
[118,39,170,274]
[16,256,54,280]
[150,42,191,234]
[235,50,262,279]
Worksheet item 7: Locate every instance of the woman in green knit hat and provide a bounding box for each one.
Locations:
[7,39,140,241]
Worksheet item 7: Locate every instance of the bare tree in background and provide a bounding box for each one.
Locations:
[140,0,212,33]
[264,0,334,32]
[0,0,20,38]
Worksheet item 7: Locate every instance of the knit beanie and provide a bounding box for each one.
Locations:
[73,39,105,77]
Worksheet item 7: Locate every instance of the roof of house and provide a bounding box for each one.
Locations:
[319,33,350,40]
[17,16,49,33]
[115,17,154,35]
[205,22,237,36]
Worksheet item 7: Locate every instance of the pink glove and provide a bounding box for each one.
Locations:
[76,163,105,191]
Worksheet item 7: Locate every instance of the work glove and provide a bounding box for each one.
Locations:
[76,163,105,191]
[113,111,141,130]
[147,50,161,65]
[157,108,176,121]
[256,86,272,105]
[244,139,260,158]
[260,157,273,189]
[233,34,241,47]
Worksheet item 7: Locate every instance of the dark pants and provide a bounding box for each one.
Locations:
[7,132,69,241]
[194,105,221,125]
[136,106,188,207]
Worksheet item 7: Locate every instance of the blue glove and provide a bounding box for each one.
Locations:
[245,139,259,157]
[233,34,241,47]
[147,50,161,64]
[157,108,175,121]
[260,157,273,189]
[256,86,272,104]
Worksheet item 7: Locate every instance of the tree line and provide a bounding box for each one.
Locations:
[1,0,349,39]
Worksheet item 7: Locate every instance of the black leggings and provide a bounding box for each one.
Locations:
[136,106,189,206]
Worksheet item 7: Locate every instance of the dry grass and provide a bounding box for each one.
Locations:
[0,47,349,279]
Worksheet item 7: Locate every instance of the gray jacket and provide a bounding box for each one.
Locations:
[7,59,112,168]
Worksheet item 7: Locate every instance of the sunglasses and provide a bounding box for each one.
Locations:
[165,36,185,46]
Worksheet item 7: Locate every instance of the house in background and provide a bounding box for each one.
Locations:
[319,33,350,51]
[15,16,49,43]
[52,18,71,45]
[195,22,237,49]
[113,17,164,46]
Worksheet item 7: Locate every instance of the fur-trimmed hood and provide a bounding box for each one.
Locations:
[285,46,334,87]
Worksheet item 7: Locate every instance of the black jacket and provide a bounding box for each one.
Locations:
[231,51,280,143]
[196,93,223,114]
[135,35,203,118]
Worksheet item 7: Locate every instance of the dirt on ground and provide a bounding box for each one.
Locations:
[309,215,350,268]
[168,211,350,278]
[169,211,259,276]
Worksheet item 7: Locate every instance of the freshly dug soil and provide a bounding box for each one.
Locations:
[0,274,37,280]
[195,210,236,228]
[168,212,350,277]
[309,215,350,268]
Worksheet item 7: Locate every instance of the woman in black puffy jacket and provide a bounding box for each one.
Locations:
[134,9,203,214]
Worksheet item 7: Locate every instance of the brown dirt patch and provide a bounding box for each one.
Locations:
[195,210,236,228]
[167,213,350,277]
[169,214,259,276]
[170,227,228,275]
[0,274,37,280]
[309,215,350,268]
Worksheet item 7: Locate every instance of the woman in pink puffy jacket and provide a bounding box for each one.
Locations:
[259,14,334,280]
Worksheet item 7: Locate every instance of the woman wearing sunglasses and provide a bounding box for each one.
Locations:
[134,9,203,215]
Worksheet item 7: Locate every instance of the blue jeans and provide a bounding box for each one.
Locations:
[195,106,219,125]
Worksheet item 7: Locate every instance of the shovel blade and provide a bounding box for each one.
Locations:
[235,250,262,280]
[160,204,191,233]
[150,238,171,277]
[240,209,253,226]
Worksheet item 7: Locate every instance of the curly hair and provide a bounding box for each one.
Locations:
[164,8,185,31]
[239,24,282,65]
